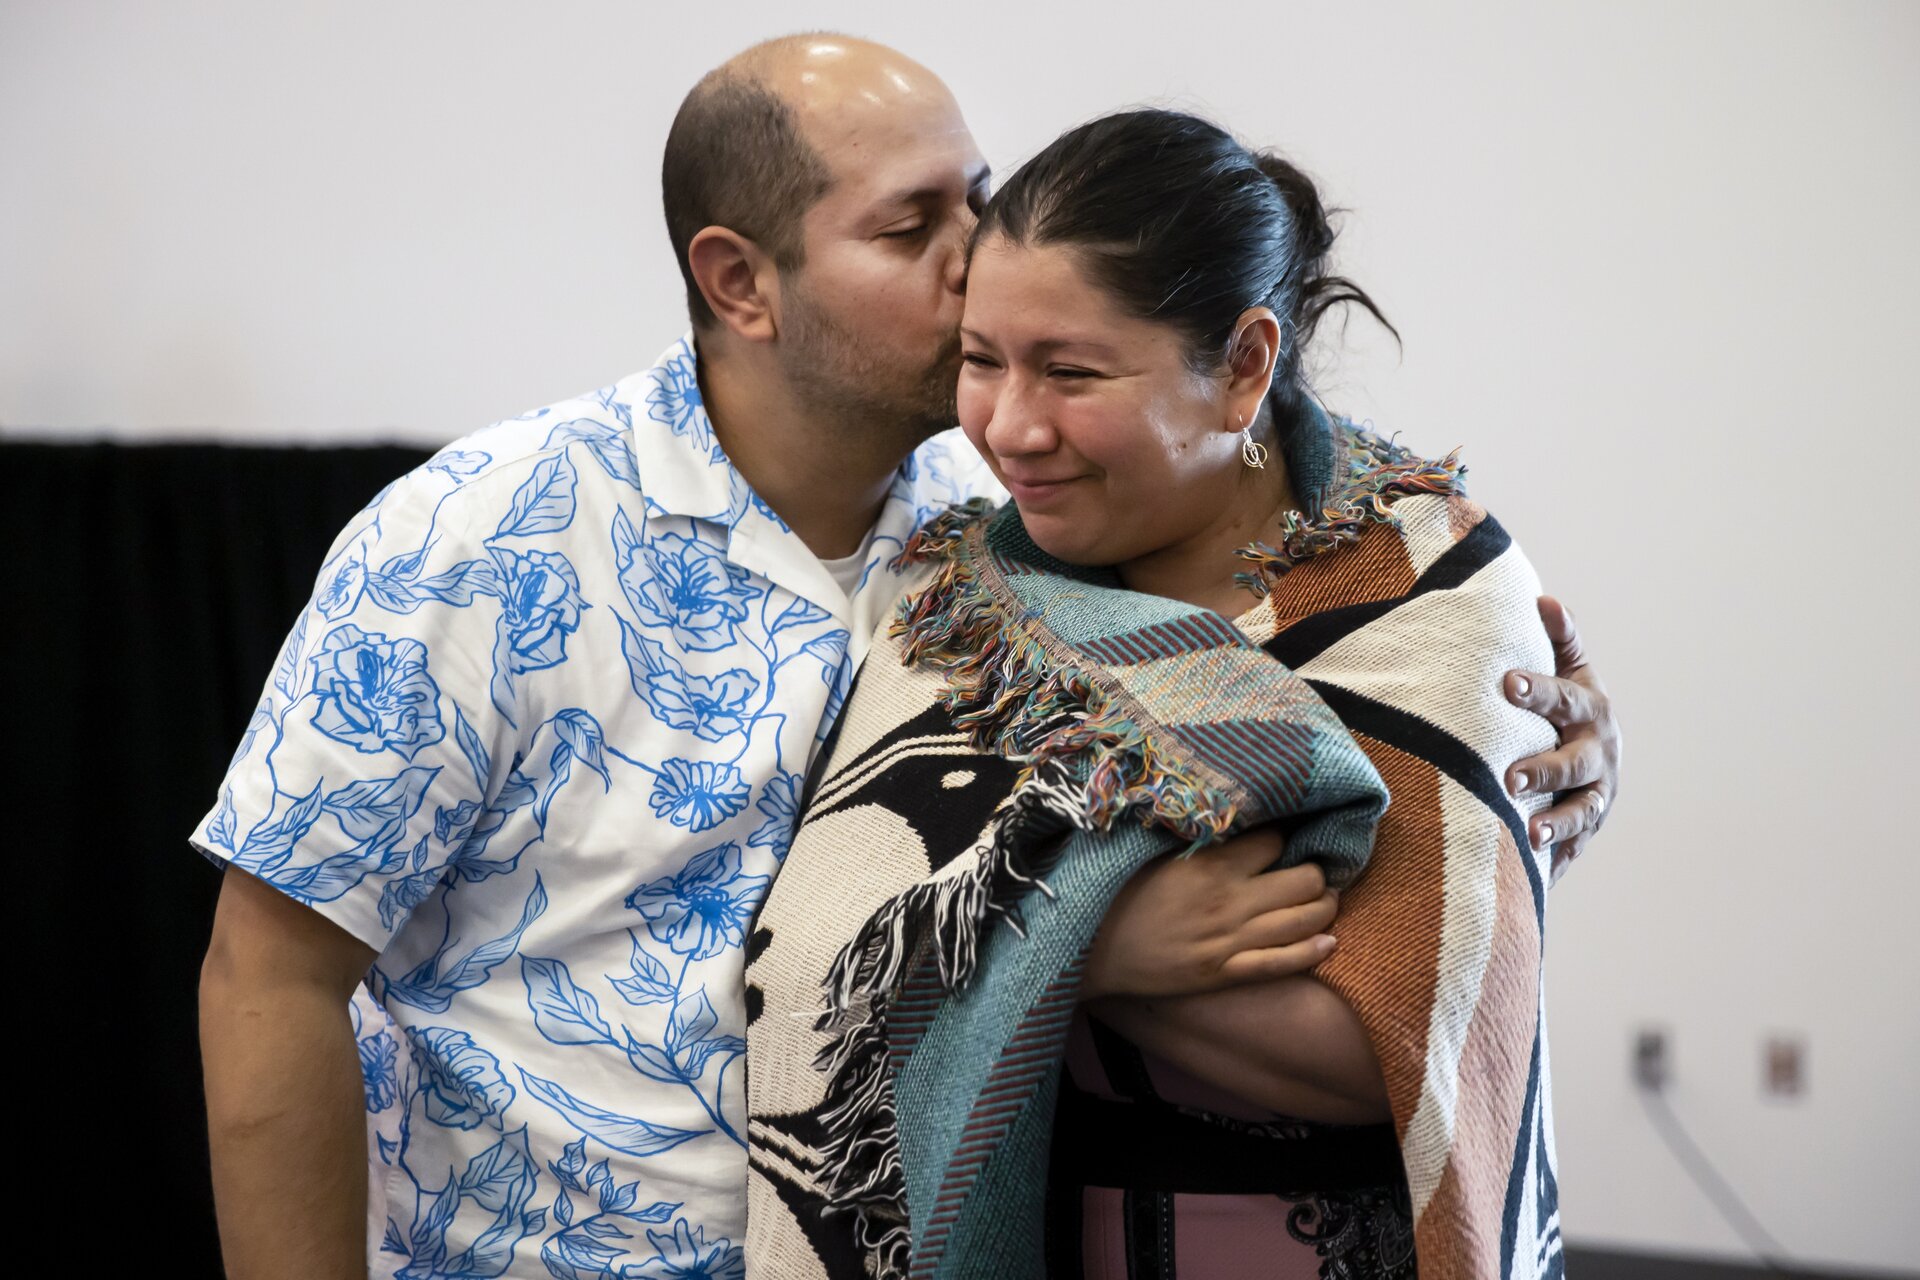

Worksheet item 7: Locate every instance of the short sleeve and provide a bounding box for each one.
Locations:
[189,463,523,953]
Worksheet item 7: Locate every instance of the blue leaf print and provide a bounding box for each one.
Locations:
[622,1031,683,1085]
[665,990,718,1057]
[379,864,447,932]
[457,1125,538,1212]
[769,595,832,634]
[454,705,492,793]
[495,454,578,539]
[272,610,309,700]
[515,1068,707,1158]
[207,785,239,853]
[552,709,609,788]
[647,760,751,833]
[322,766,440,843]
[748,774,800,858]
[235,781,327,872]
[610,932,677,1007]
[383,875,549,1013]
[309,624,446,759]
[521,956,616,1046]
[428,448,492,479]
[547,417,640,491]
[413,557,505,607]
[682,1032,746,1080]
[273,841,408,904]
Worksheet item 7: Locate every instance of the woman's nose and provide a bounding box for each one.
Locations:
[983,383,1055,456]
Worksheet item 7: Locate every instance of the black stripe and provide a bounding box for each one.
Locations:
[1501,1016,1545,1280]
[1087,1014,1162,1104]
[1044,1151,1086,1277]
[1304,681,1546,926]
[1053,1077,1405,1196]
[1122,1189,1174,1280]
[1264,513,1513,670]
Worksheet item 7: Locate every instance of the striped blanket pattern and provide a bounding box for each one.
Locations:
[744,412,1564,1279]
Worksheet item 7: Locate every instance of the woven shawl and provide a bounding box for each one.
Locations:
[745,410,1564,1280]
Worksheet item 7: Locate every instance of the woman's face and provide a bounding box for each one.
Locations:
[957,236,1249,568]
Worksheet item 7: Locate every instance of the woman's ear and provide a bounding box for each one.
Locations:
[687,226,782,342]
[1223,308,1282,431]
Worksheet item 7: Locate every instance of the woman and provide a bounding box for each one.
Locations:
[746,110,1563,1279]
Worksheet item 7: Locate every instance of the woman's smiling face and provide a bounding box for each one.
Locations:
[957,235,1250,569]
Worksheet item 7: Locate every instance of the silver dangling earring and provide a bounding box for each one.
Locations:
[1240,426,1269,470]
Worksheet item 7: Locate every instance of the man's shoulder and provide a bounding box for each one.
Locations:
[904,428,1005,509]
[362,366,674,545]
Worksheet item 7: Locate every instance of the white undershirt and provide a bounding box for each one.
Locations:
[820,538,873,601]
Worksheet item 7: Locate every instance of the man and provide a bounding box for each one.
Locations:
[195,34,1620,1279]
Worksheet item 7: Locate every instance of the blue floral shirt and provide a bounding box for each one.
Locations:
[191,338,996,1280]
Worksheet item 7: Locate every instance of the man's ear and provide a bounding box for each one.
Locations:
[687,226,781,342]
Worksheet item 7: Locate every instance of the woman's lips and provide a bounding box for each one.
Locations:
[1005,476,1083,506]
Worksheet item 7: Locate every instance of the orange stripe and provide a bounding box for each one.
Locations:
[1410,822,1542,1278]
[1315,737,1448,1141]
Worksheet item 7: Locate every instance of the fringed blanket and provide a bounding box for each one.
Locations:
[745,411,1564,1280]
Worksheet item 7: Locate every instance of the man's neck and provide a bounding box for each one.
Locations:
[695,343,909,560]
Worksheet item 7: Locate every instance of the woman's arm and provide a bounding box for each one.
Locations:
[1087,978,1391,1125]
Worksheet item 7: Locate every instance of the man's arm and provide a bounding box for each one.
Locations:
[200,863,378,1280]
[1503,596,1622,880]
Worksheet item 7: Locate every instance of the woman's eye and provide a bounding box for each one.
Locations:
[881,224,929,240]
[1048,367,1096,380]
[961,353,998,369]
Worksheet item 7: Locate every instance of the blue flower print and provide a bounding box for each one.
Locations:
[648,759,751,833]
[625,842,769,961]
[643,348,722,464]
[651,668,760,744]
[621,531,762,653]
[628,1220,744,1280]
[748,774,800,859]
[491,547,586,674]
[406,1026,517,1130]
[360,1026,399,1112]
[309,623,445,758]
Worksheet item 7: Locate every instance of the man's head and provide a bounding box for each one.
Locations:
[663,35,989,445]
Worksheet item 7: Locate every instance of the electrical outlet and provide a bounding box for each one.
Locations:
[1634,1027,1668,1091]
[1764,1035,1806,1098]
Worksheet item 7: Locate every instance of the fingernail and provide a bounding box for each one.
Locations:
[1318,935,1337,954]
[1512,674,1531,698]
[1511,771,1528,794]
[1534,822,1554,850]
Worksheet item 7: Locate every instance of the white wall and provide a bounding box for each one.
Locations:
[5,1,1916,1271]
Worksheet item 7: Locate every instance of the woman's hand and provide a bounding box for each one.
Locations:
[1081,827,1338,1000]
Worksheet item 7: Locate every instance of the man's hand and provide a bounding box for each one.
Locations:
[1504,596,1622,882]
[1082,827,1338,999]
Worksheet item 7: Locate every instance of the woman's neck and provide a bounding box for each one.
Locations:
[1115,461,1298,619]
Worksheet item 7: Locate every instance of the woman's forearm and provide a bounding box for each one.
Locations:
[1086,975,1390,1125]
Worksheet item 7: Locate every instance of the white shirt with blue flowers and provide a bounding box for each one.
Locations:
[192,337,996,1280]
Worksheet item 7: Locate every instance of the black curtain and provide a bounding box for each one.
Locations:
[6,440,429,1274]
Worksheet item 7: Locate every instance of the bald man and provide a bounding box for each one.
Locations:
[194,35,1620,1279]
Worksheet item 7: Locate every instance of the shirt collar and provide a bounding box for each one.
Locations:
[619,335,947,637]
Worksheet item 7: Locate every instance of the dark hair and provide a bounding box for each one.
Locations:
[973,109,1396,432]
[662,70,834,329]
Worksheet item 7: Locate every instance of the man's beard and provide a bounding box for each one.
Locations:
[777,284,960,455]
